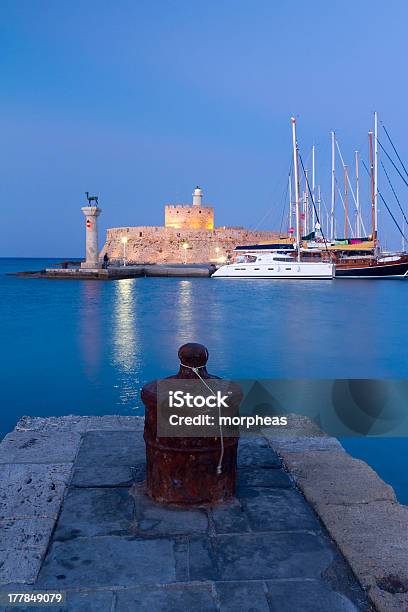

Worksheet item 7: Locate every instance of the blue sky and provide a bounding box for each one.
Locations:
[1,0,408,256]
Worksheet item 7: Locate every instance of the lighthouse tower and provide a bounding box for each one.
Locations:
[192,186,203,206]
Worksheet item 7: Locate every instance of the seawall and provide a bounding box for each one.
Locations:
[100,226,282,264]
[14,265,214,280]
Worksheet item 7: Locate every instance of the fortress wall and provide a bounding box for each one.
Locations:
[101,226,281,264]
[164,205,214,230]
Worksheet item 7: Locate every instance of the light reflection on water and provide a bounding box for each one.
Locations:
[79,282,102,380]
[113,279,140,409]
[175,280,195,343]
[113,279,138,372]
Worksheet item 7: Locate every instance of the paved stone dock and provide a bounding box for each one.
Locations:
[0,415,401,611]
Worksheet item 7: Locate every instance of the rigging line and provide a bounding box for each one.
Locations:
[335,139,358,207]
[335,138,367,235]
[255,155,293,232]
[334,178,355,237]
[279,172,290,235]
[298,153,331,255]
[361,160,408,243]
[381,161,408,227]
[320,194,334,236]
[377,192,408,244]
[381,123,408,181]
[377,139,408,190]
[252,155,293,231]
[320,194,330,217]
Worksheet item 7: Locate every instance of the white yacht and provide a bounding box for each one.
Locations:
[213,116,335,281]
[212,250,334,279]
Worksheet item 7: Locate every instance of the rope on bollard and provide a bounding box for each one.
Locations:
[179,362,225,475]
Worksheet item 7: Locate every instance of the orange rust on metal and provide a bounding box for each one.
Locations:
[141,343,240,505]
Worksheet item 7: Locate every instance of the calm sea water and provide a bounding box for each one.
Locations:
[1,258,407,503]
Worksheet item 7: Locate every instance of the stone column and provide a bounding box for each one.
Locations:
[81,206,102,269]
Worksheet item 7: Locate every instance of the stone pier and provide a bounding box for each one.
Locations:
[2,415,402,611]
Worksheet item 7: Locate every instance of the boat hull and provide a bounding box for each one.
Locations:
[336,260,408,278]
[212,261,334,279]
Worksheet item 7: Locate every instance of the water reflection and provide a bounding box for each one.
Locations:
[113,279,138,371]
[175,280,195,343]
[113,279,140,408]
[79,282,102,380]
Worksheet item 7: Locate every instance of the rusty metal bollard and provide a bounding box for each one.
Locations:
[141,343,240,505]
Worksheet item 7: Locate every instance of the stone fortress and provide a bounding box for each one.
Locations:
[100,186,280,264]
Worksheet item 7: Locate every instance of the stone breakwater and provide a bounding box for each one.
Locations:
[100,226,281,264]
[2,414,408,610]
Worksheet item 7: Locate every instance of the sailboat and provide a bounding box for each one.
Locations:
[212,118,335,280]
[220,113,408,279]
[317,113,408,278]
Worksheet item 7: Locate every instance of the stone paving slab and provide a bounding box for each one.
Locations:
[239,488,321,532]
[0,432,81,465]
[237,466,292,488]
[0,464,72,521]
[0,518,55,549]
[16,416,89,434]
[85,416,145,431]
[74,431,145,467]
[264,435,345,454]
[237,443,282,469]
[115,583,216,612]
[210,499,252,534]
[0,548,44,585]
[15,415,145,433]
[54,488,135,540]
[189,533,335,581]
[280,450,396,506]
[0,462,74,585]
[265,579,359,612]
[317,501,408,591]
[71,464,144,488]
[36,536,178,588]
[131,486,209,536]
[215,581,270,611]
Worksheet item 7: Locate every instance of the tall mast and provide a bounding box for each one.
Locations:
[291,117,301,262]
[317,184,321,233]
[355,150,360,237]
[304,171,309,235]
[288,173,292,235]
[344,165,349,239]
[312,145,316,232]
[330,131,336,240]
[369,131,376,242]
[374,111,379,239]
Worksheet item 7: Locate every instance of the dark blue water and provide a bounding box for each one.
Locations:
[1,258,407,503]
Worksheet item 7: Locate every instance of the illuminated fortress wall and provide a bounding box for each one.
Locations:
[101,226,280,264]
[164,205,214,230]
